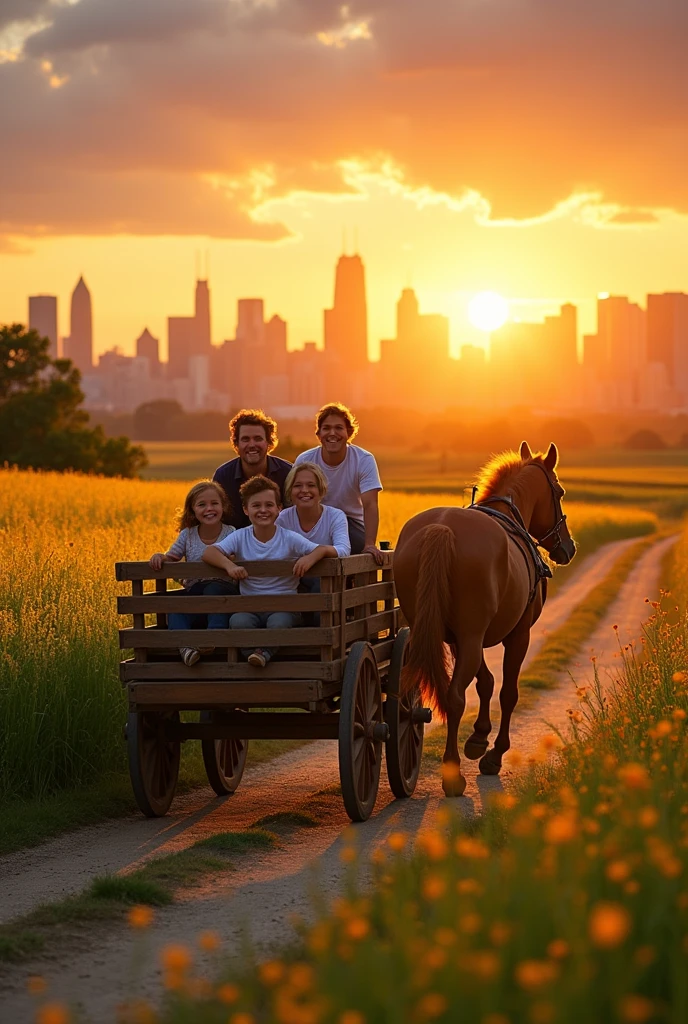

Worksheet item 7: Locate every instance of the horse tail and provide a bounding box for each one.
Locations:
[401,523,456,721]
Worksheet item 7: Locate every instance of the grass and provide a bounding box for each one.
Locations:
[0,468,656,853]
[150,587,688,1022]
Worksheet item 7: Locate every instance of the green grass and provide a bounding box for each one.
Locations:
[252,811,320,830]
[195,829,278,854]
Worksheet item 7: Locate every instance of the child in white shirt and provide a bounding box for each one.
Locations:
[202,475,336,667]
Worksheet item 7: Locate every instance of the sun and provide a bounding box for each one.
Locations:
[468,291,509,332]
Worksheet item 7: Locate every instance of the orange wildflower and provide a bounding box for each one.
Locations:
[490,922,512,945]
[544,813,578,844]
[638,807,659,829]
[416,992,447,1019]
[424,947,447,970]
[606,860,632,883]
[455,836,489,859]
[160,944,192,973]
[288,963,315,992]
[37,1006,70,1024]
[546,939,570,959]
[127,905,154,930]
[229,1015,255,1024]
[26,976,47,996]
[417,830,449,860]
[434,927,456,947]
[457,878,483,894]
[671,672,687,683]
[459,912,482,935]
[423,875,447,900]
[197,930,221,952]
[618,994,654,1022]
[340,846,357,864]
[466,950,499,980]
[339,1013,366,1024]
[259,961,285,986]
[514,960,558,990]
[618,764,650,791]
[216,983,240,1004]
[387,831,407,852]
[345,917,370,940]
[589,902,632,948]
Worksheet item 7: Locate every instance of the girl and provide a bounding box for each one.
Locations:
[149,480,237,666]
[277,462,351,558]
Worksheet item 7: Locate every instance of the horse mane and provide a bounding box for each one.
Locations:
[475,449,545,502]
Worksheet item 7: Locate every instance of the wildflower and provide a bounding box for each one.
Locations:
[618,764,650,791]
[490,922,512,945]
[198,930,221,952]
[455,836,489,859]
[434,927,456,946]
[613,624,619,631]
[160,944,192,973]
[459,912,482,934]
[308,922,331,954]
[506,749,524,767]
[530,803,547,820]
[492,793,517,811]
[634,946,656,967]
[230,1014,255,1024]
[544,813,578,844]
[457,878,483,894]
[514,960,558,990]
[415,992,447,1019]
[423,875,447,900]
[546,939,570,959]
[417,830,449,860]
[529,1002,555,1024]
[259,960,285,985]
[117,998,157,1023]
[673,708,686,720]
[37,1006,70,1024]
[217,983,240,1004]
[589,902,632,948]
[672,672,687,683]
[618,994,654,1022]
[26,976,47,996]
[567,709,583,724]
[624,881,640,895]
[638,807,659,829]
[345,917,369,940]
[424,947,447,970]
[466,950,500,980]
[127,905,154,930]
[340,845,357,864]
[606,860,632,883]
[339,1013,366,1024]
[388,831,407,852]
[540,733,560,751]
[651,720,672,738]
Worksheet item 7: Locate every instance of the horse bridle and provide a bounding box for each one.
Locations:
[526,461,568,553]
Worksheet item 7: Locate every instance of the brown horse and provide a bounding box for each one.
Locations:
[394,442,576,796]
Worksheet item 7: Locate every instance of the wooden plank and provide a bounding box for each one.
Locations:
[131,579,147,663]
[320,575,333,665]
[168,714,340,741]
[116,558,343,582]
[344,610,397,644]
[119,626,336,649]
[126,680,334,706]
[120,658,344,682]
[118,593,338,615]
[341,552,392,575]
[155,578,168,629]
[341,582,394,609]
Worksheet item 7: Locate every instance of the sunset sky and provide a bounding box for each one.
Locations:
[1,0,687,360]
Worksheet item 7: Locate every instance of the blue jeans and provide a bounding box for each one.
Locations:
[167,579,238,633]
[299,575,320,626]
[229,611,302,662]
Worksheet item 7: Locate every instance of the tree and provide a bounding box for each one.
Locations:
[0,324,147,477]
[623,429,667,451]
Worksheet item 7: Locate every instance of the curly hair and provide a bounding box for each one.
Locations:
[229,409,278,453]
[176,480,233,530]
[239,474,281,508]
[315,402,359,440]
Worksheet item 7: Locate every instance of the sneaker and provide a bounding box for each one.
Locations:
[197,646,215,656]
[247,649,267,668]
[180,647,200,666]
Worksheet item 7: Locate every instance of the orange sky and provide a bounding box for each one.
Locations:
[1,1,687,359]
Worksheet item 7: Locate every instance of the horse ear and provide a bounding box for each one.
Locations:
[519,441,532,460]
[544,442,558,470]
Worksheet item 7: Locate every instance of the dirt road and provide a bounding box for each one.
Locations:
[0,534,673,1021]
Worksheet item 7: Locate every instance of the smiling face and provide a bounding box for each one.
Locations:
[237,424,269,469]
[317,414,350,458]
[244,489,281,529]
[292,468,323,512]
[192,487,224,528]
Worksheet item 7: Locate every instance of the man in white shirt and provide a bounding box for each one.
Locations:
[295,402,384,564]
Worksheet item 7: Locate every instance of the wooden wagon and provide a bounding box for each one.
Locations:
[116,552,431,822]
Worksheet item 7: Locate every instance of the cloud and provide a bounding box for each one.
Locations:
[0,0,49,32]
[1,0,687,238]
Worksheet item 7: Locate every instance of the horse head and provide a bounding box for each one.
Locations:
[520,441,576,565]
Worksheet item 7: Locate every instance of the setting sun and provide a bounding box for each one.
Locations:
[468,291,510,333]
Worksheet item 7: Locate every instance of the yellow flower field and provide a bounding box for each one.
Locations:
[0,469,657,802]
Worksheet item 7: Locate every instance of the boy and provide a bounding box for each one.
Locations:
[202,475,336,667]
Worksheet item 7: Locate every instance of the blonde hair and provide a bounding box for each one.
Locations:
[284,462,328,505]
[176,480,233,530]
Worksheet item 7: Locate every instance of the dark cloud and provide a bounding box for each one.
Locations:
[0,0,50,31]
[2,0,687,238]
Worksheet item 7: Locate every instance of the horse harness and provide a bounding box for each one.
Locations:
[469,462,567,605]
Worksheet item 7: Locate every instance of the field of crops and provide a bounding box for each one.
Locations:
[143,527,688,1024]
[0,469,657,806]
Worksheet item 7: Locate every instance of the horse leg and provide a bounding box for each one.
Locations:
[479,623,530,776]
[443,641,483,797]
[463,655,494,760]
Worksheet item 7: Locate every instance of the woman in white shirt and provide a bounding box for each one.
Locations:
[277,462,351,557]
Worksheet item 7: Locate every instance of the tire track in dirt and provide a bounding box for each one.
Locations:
[0,535,672,1021]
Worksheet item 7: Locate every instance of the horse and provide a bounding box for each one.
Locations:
[394,441,576,796]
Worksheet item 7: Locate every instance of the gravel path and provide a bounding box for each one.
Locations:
[0,534,672,1021]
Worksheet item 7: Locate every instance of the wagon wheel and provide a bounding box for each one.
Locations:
[200,709,249,796]
[339,641,385,822]
[127,710,180,817]
[385,627,426,798]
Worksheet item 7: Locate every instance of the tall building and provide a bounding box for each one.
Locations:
[63,276,93,373]
[647,293,688,401]
[323,254,368,402]
[167,278,213,379]
[378,288,451,408]
[28,294,58,359]
[136,327,161,376]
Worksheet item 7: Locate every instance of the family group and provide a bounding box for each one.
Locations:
[148,402,384,668]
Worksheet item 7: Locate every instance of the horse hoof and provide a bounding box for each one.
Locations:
[479,751,502,776]
[464,736,489,760]
[441,763,467,797]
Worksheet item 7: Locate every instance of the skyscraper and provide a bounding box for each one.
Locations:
[323,254,368,401]
[647,293,688,400]
[136,327,161,376]
[64,277,93,373]
[195,279,211,352]
[167,278,213,380]
[28,294,58,359]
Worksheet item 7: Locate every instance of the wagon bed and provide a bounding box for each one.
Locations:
[116,552,430,822]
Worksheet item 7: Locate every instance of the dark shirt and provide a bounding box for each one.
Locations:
[213,455,293,529]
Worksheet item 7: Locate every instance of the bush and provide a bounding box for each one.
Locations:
[623,429,667,451]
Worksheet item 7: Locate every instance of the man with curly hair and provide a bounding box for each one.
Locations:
[295,402,383,564]
[213,408,292,528]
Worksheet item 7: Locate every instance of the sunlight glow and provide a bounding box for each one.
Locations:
[468,291,509,332]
